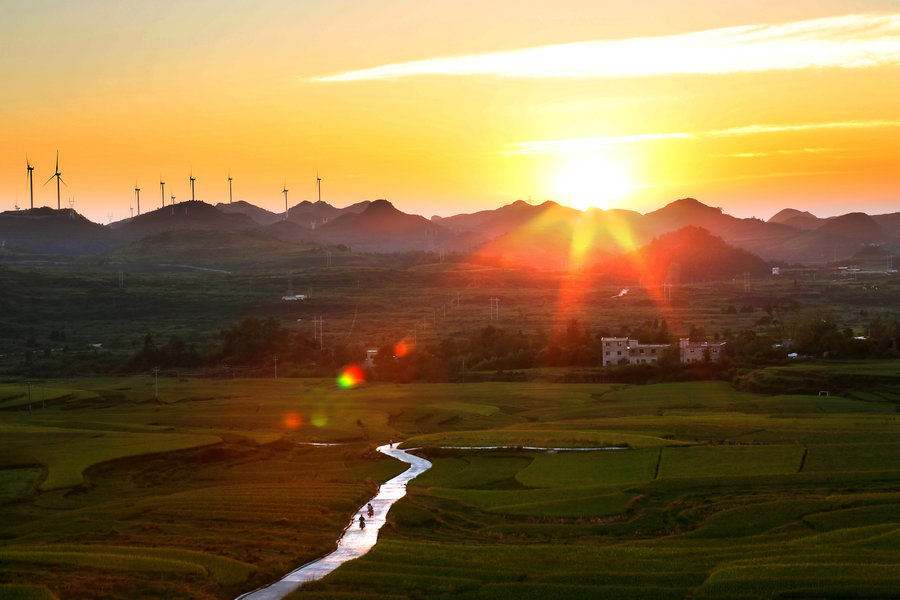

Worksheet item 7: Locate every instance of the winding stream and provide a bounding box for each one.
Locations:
[236,444,431,600]
[236,443,627,599]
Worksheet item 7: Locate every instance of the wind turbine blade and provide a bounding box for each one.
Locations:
[44,174,55,185]
[59,177,67,187]
[55,151,59,172]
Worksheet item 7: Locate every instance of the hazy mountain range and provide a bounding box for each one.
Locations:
[1,197,898,269]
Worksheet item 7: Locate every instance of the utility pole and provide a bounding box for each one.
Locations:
[273,356,278,379]
[152,367,159,399]
[26,382,32,413]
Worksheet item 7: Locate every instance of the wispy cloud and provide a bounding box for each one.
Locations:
[710,120,900,136]
[711,147,843,158]
[314,13,900,82]
[507,120,900,154]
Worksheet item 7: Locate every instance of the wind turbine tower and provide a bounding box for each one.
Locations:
[44,151,65,210]
[26,159,34,209]
[190,172,196,201]
[228,174,233,204]
[160,180,165,209]
[134,184,141,216]
[282,181,289,220]
[317,173,322,203]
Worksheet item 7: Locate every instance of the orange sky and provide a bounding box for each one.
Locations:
[2,1,899,224]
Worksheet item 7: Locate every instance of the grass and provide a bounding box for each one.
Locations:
[1,376,898,599]
[405,429,684,448]
[0,549,208,577]
[0,585,58,600]
[0,423,220,490]
[658,445,806,478]
[515,448,659,487]
[803,442,900,472]
[2,545,257,585]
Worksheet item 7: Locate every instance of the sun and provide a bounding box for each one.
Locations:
[552,157,634,211]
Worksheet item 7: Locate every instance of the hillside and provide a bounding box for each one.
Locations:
[286,200,370,228]
[816,212,894,243]
[598,226,770,283]
[768,208,821,229]
[0,208,116,255]
[316,199,450,251]
[110,229,321,269]
[109,201,258,243]
[216,201,282,226]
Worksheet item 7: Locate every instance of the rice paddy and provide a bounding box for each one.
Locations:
[0,376,897,599]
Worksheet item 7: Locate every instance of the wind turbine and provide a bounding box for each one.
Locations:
[160,179,165,209]
[316,171,322,203]
[134,183,141,216]
[282,180,289,220]
[44,151,65,210]
[228,173,233,204]
[189,171,196,201]
[26,158,34,209]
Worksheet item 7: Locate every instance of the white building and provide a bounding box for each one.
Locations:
[601,338,671,366]
[679,338,726,363]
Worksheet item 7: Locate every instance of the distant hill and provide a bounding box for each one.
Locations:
[110,201,257,243]
[0,207,116,254]
[871,212,900,237]
[4,194,900,267]
[817,212,894,243]
[640,198,891,264]
[286,200,371,228]
[768,208,823,231]
[316,199,450,251]
[768,208,821,228]
[598,226,770,283]
[216,201,282,226]
[263,219,325,245]
[470,203,638,270]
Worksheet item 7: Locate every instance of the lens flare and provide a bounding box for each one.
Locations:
[311,411,328,428]
[394,340,411,357]
[283,411,303,430]
[337,364,366,389]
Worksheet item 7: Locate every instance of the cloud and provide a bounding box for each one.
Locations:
[313,13,900,82]
[506,121,900,154]
[711,147,843,158]
[709,120,900,136]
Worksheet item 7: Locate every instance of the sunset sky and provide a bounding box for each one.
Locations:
[2,0,899,224]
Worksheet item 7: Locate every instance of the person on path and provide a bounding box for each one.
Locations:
[367,503,374,517]
[359,515,366,529]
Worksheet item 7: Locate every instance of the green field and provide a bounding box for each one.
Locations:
[1,377,898,599]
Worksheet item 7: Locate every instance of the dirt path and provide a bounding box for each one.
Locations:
[235,444,431,600]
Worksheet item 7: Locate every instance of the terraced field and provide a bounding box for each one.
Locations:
[287,381,900,600]
[2,376,898,599]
